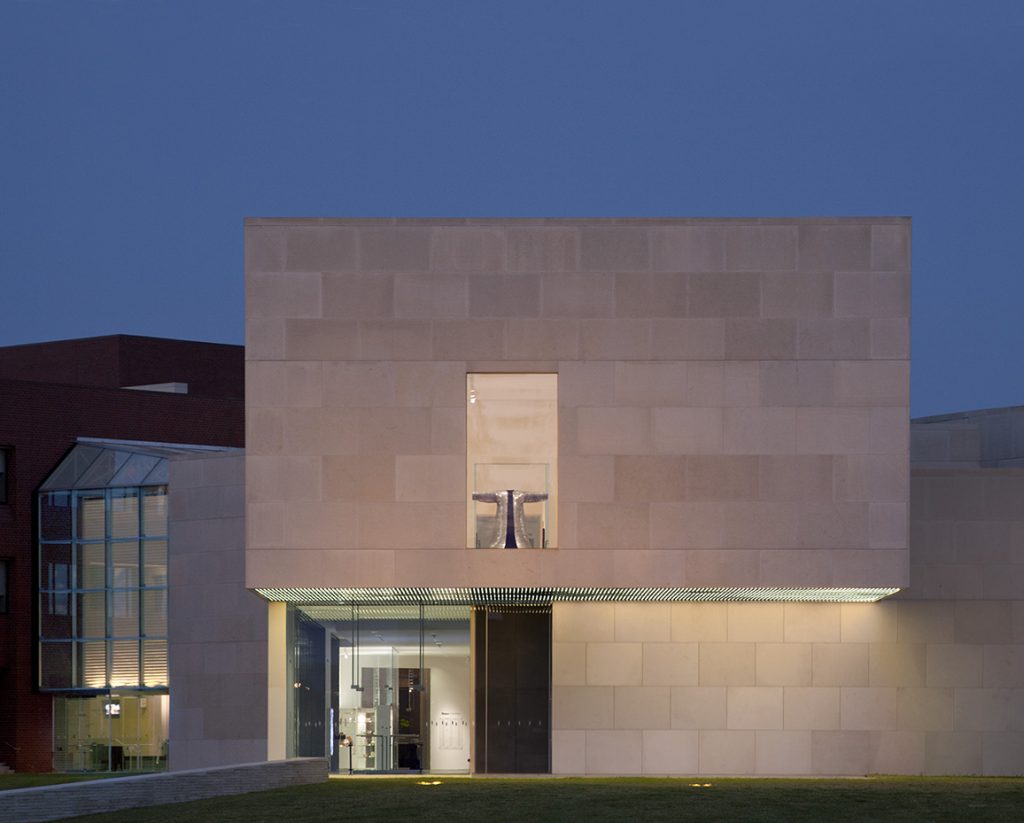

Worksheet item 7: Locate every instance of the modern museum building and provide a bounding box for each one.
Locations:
[161,217,1022,777]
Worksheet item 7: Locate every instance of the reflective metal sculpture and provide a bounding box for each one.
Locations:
[471,489,549,548]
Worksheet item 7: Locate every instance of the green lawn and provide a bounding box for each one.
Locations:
[42,776,1024,823]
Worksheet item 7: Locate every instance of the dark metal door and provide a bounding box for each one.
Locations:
[474,607,551,773]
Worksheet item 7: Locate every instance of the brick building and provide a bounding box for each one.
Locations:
[0,335,243,772]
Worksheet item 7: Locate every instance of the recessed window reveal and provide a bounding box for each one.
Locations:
[466,374,557,549]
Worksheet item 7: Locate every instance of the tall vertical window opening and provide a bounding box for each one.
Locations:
[466,374,558,549]
[0,447,10,504]
[0,558,9,613]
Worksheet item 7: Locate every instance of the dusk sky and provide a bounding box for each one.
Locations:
[2,1,1022,417]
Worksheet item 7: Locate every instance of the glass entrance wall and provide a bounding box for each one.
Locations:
[290,604,471,773]
[52,692,169,772]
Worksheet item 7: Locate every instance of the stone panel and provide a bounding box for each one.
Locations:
[613,456,686,502]
[285,225,357,270]
[469,274,541,317]
[587,643,643,686]
[870,643,926,687]
[394,273,468,318]
[670,686,727,730]
[651,319,725,360]
[615,273,688,318]
[841,687,898,730]
[812,643,869,686]
[560,456,615,503]
[652,226,724,272]
[579,319,651,359]
[359,227,431,270]
[727,687,783,730]
[699,643,756,686]
[615,603,671,641]
[553,687,613,729]
[924,731,983,775]
[586,730,643,774]
[553,602,615,642]
[755,730,812,775]
[756,644,812,686]
[580,227,650,271]
[810,730,873,774]
[507,227,578,272]
[576,408,651,455]
[642,730,699,774]
[688,273,760,317]
[762,272,833,318]
[652,408,723,454]
[430,227,505,272]
[724,225,797,272]
[671,603,728,641]
[614,686,671,729]
[614,362,688,406]
[321,272,393,319]
[699,730,755,774]
[783,687,839,730]
[576,502,650,548]
[797,225,871,270]
[643,642,698,685]
[551,730,586,774]
[542,273,614,317]
[728,604,784,642]
[760,361,835,407]
[249,272,322,319]
[553,642,587,686]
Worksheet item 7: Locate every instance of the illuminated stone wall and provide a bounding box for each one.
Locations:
[243,218,910,591]
[550,467,1024,776]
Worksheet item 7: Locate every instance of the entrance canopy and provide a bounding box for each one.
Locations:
[254,586,900,605]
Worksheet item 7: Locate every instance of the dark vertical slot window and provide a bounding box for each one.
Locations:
[0,448,9,504]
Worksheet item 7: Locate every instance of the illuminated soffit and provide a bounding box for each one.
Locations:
[255,586,900,605]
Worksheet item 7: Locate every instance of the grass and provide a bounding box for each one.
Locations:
[38,776,1024,823]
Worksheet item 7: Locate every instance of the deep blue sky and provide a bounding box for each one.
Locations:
[2,1,1022,417]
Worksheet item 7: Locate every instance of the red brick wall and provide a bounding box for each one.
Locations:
[0,335,244,399]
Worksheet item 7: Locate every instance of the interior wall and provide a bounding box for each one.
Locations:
[423,653,471,772]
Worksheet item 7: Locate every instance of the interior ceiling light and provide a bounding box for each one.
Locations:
[254,586,900,605]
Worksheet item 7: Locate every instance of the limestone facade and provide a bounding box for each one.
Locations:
[243,218,911,592]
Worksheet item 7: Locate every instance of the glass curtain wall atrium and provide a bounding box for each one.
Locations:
[36,439,224,771]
